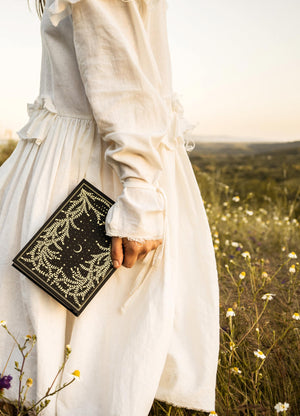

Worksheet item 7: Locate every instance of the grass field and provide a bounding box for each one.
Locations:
[1,140,299,415]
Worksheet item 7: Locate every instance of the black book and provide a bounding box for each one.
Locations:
[12,179,116,316]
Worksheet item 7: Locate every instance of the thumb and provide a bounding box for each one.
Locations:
[111,237,123,269]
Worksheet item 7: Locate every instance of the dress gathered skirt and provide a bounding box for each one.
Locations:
[0,1,219,415]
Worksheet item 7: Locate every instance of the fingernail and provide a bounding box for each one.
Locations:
[113,260,120,268]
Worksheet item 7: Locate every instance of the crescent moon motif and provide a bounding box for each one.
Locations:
[73,244,83,253]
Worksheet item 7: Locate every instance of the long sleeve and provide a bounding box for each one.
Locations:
[49,0,173,241]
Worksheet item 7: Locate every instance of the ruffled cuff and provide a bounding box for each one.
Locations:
[48,0,81,26]
[105,180,165,242]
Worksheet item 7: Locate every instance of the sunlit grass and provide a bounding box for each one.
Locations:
[150,166,300,415]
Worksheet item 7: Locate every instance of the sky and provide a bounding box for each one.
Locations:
[0,0,300,142]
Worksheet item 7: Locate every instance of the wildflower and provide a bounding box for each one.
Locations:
[26,378,33,388]
[289,265,296,273]
[274,402,290,413]
[246,210,254,216]
[241,251,251,259]
[209,412,218,416]
[232,196,240,202]
[72,370,80,380]
[288,252,297,259]
[281,246,286,252]
[214,239,220,245]
[226,308,235,317]
[229,341,235,350]
[25,334,32,341]
[254,349,266,359]
[281,403,290,411]
[65,344,72,354]
[0,375,12,390]
[239,271,246,280]
[0,320,7,327]
[262,293,275,301]
[223,202,228,207]
[214,245,219,251]
[231,367,242,374]
[292,312,300,320]
[256,327,259,332]
[221,216,227,221]
[225,240,230,246]
[213,231,219,238]
[261,271,269,278]
[231,241,240,247]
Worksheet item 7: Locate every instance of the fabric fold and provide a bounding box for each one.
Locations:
[48,0,81,26]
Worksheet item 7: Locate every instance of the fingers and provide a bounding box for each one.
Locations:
[111,238,163,269]
[122,240,140,268]
[111,237,124,269]
[122,239,162,269]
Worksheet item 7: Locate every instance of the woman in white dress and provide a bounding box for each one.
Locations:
[0,0,219,415]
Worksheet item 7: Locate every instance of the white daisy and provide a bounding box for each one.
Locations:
[261,293,275,301]
[254,349,266,359]
[239,271,246,280]
[292,312,300,320]
[226,308,235,317]
[289,265,296,274]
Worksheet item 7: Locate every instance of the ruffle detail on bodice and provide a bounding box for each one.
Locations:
[16,96,94,146]
[48,0,81,26]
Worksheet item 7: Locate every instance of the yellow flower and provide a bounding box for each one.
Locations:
[292,312,300,320]
[288,252,297,259]
[261,271,269,278]
[72,370,80,380]
[232,196,240,202]
[229,341,235,351]
[0,320,7,327]
[231,367,242,374]
[26,378,33,388]
[241,251,251,259]
[209,412,218,416]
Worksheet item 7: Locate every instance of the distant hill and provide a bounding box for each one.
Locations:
[190,140,300,157]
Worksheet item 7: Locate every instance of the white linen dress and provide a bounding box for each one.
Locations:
[0,0,219,415]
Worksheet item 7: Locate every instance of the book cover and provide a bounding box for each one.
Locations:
[12,179,116,316]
